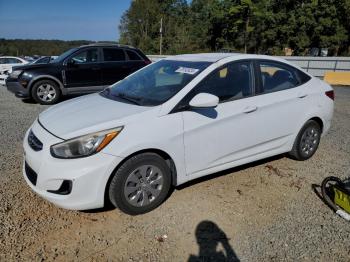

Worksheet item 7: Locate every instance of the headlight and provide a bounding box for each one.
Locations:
[50,127,123,159]
[10,70,23,79]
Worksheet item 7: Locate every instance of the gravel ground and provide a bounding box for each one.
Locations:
[0,85,349,261]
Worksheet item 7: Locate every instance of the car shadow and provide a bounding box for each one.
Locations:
[188,220,240,262]
[177,154,285,191]
[82,154,286,214]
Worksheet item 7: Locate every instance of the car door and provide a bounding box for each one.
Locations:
[182,60,309,177]
[63,48,102,89]
[181,60,269,176]
[100,47,130,85]
[250,60,311,149]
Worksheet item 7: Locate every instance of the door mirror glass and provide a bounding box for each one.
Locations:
[189,93,219,108]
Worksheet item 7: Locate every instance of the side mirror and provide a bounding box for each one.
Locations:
[189,93,219,109]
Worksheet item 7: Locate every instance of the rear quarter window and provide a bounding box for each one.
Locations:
[296,69,312,84]
[126,50,142,61]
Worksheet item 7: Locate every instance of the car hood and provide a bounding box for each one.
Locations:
[13,62,57,71]
[39,93,159,139]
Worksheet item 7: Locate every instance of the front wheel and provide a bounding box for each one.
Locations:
[289,120,321,161]
[108,153,171,215]
[31,80,61,105]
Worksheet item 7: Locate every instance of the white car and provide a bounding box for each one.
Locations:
[0,56,28,85]
[23,53,334,215]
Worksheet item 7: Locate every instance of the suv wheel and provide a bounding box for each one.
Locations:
[31,80,61,105]
[108,153,171,215]
[289,120,321,161]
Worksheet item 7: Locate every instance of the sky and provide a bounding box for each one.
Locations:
[0,0,132,41]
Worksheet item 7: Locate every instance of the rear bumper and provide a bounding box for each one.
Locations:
[6,80,30,98]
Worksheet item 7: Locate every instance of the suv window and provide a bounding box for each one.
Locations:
[126,50,142,61]
[103,48,125,62]
[70,49,98,64]
[0,58,6,64]
[259,62,299,93]
[187,61,253,103]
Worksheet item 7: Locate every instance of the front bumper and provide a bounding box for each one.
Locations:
[0,74,7,86]
[23,120,123,210]
[6,80,30,98]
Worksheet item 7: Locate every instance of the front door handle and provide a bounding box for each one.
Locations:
[91,67,100,71]
[243,106,258,113]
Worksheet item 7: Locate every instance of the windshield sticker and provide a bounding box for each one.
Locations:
[175,67,199,75]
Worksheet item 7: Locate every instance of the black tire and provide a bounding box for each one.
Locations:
[108,153,172,215]
[31,79,61,105]
[289,120,321,161]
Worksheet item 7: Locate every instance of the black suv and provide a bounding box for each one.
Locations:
[6,43,151,104]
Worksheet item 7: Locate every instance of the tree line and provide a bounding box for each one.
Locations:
[119,0,350,56]
[0,39,92,57]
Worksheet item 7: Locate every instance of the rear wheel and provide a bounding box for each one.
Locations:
[108,153,171,215]
[289,120,321,161]
[31,80,61,105]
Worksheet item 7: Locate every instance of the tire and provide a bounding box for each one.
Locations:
[289,120,321,161]
[31,79,61,105]
[108,153,172,215]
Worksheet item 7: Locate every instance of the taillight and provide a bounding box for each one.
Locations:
[325,90,334,100]
[144,60,152,65]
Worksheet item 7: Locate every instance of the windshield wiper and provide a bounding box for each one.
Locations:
[115,92,142,105]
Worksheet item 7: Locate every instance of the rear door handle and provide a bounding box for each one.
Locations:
[92,67,100,71]
[297,92,308,98]
[243,106,258,113]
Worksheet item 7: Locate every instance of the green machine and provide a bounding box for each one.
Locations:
[321,176,350,221]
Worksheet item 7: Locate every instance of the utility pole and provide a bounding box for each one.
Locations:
[160,17,163,55]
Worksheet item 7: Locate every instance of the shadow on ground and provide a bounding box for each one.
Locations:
[188,220,240,262]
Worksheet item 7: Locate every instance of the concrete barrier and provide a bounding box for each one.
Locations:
[324,72,350,86]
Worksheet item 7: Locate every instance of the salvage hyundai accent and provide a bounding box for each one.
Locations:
[23,53,334,215]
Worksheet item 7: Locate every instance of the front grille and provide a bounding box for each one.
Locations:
[25,162,38,186]
[28,130,43,151]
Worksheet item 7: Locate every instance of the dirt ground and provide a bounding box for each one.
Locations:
[0,86,349,261]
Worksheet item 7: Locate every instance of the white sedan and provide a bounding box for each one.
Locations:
[0,56,28,85]
[23,53,334,215]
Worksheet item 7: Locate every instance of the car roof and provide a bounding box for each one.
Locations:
[80,43,136,50]
[166,53,239,62]
[0,56,23,59]
[165,53,292,64]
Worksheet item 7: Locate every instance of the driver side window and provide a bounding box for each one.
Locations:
[187,61,253,104]
[69,48,98,64]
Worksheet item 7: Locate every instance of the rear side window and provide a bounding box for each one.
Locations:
[103,48,125,62]
[126,50,142,61]
[258,62,299,93]
[189,61,253,103]
[0,58,6,64]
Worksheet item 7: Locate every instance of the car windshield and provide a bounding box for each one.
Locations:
[51,48,78,63]
[101,60,211,106]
